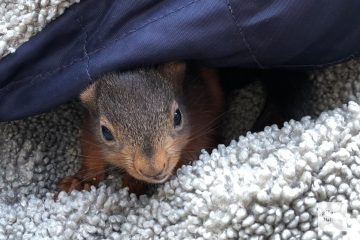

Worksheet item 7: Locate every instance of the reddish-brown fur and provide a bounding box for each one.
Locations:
[176,68,224,168]
[57,112,107,192]
[57,66,224,196]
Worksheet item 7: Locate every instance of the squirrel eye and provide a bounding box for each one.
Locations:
[101,125,114,141]
[173,108,182,127]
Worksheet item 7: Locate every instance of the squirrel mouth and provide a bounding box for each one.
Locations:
[143,173,170,184]
[131,168,171,184]
[133,161,174,184]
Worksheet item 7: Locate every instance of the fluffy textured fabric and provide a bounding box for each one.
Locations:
[0,0,79,58]
[2,1,360,239]
[1,60,360,240]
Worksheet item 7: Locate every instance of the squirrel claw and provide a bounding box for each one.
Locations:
[54,176,101,200]
[57,176,83,193]
[57,176,99,193]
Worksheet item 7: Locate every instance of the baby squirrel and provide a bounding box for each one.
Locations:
[58,63,224,195]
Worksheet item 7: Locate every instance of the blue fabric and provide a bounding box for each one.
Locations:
[0,0,359,121]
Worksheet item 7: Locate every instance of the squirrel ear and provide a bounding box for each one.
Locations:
[162,62,186,83]
[80,83,96,107]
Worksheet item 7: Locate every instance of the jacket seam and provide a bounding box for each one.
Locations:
[75,14,92,83]
[225,0,263,68]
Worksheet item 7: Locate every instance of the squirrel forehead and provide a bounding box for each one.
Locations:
[95,70,179,132]
[97,71,176,109]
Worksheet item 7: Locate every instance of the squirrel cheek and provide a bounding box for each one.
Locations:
[104,148,132,169]
[163,137,185,166]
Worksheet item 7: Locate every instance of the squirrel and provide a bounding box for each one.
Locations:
[57,63,224,195]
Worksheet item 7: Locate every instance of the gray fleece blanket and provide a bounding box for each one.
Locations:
[2,1,360,240]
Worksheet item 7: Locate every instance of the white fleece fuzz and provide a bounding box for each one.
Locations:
[1,60,360,239]
[0,0,79,58]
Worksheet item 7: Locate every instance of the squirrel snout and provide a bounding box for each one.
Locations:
[136,161,167,179]
[134,155,170,182]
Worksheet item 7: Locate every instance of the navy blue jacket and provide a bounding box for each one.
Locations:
[0,0,359,121]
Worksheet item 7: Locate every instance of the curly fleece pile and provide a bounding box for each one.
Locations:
[2,1,360,240]
[0,0,79,58]
[2,61,360,240]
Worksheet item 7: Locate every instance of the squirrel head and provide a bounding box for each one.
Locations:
[80,63,190,183]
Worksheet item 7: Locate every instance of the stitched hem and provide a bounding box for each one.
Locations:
[225,0,263,68]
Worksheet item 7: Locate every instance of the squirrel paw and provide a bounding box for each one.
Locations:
[57,176,99,193]
[54,175,103,200]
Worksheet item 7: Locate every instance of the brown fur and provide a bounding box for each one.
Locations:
[57,63,224,195]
